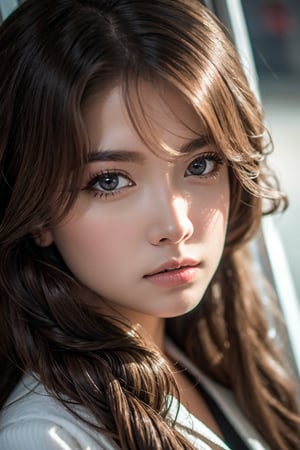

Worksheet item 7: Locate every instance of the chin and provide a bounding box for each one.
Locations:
[158,297,203,319]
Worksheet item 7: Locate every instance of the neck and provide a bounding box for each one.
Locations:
[138,315,165,350]
[126,311,166,351]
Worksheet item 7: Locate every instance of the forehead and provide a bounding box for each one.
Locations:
[83,80,206,154]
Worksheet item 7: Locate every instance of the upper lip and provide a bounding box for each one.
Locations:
[144,258,200,277]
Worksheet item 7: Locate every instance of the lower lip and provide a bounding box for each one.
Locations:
[144,266,199,288]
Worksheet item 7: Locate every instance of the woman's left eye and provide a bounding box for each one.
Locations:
[185,153,223,177]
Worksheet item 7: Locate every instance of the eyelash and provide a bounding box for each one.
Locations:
[184,152,224,178]
[83,169,134,199]
[83,152,224,200]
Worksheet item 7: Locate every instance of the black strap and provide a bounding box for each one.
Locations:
[196,381,250,450]
[183,368,250,450]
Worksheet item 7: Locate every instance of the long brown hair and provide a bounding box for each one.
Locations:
[0,0,299,448]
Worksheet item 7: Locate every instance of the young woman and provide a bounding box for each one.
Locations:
[0,0,299,449]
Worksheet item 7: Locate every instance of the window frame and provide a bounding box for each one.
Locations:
[204,0,300,378]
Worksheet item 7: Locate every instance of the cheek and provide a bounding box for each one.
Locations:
[52,211,137,270]
[192,184,230,237]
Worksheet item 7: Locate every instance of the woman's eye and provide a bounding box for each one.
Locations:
[185,153,223,177]
[84,171,134,197]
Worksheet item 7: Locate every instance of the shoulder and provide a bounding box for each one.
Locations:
[165,339,271,450]
[0,374,119,450]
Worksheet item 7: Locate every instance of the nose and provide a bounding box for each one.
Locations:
[147,193,194,246]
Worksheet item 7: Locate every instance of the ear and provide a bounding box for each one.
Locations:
[34,227,54,247]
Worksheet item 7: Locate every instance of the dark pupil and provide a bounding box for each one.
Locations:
[100,174,119,191]
[189,159,206,175]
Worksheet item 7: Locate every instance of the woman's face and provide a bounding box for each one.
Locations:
[44,82,230,322]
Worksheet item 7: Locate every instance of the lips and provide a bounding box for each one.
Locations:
[143,259,201,288]
[144,258,200,277]
[160,266,188,273]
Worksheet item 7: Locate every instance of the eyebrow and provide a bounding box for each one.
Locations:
[180,136,209,153]
[87,149,146,164]
[86,136,210,164]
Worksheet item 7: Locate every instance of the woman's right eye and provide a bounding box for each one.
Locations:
[83,170,135,199]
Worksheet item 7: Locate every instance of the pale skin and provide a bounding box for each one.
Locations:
[40,81,230,444]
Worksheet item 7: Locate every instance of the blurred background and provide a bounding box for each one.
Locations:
[241,0,300,300]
